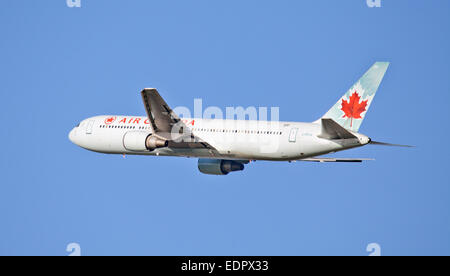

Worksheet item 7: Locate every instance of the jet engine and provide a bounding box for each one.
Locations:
[198,159,245,175]
[146,135,169,151]
[123,131,168,151]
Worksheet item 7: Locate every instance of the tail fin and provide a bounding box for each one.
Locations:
[317,62,390,132]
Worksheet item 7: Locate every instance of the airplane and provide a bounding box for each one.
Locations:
[69,62,411,175]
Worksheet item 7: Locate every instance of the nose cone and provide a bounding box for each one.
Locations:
[69,128,77,144]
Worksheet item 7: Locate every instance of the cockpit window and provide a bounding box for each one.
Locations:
[75,123,80,127]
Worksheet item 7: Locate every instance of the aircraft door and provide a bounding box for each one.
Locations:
[289,128,298,143]
[86,120,95,134]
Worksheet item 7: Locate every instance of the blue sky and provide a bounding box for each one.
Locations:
[0,0,449,256]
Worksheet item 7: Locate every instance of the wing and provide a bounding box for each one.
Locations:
[141,88,181,134]
[140,88,218,153]
[300,157,374,163]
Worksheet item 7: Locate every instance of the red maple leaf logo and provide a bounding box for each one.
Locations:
[104,116,116,125]
[341,91,368,127]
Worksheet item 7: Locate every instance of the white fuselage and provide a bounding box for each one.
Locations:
[69,115,370,161]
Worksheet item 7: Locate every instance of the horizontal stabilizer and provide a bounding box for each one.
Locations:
[300,157,374,163]
[318,118,357,140]
[369,141,414,148]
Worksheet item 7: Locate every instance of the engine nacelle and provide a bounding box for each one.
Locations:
[123,131,168,151]
[198,159,245,175]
